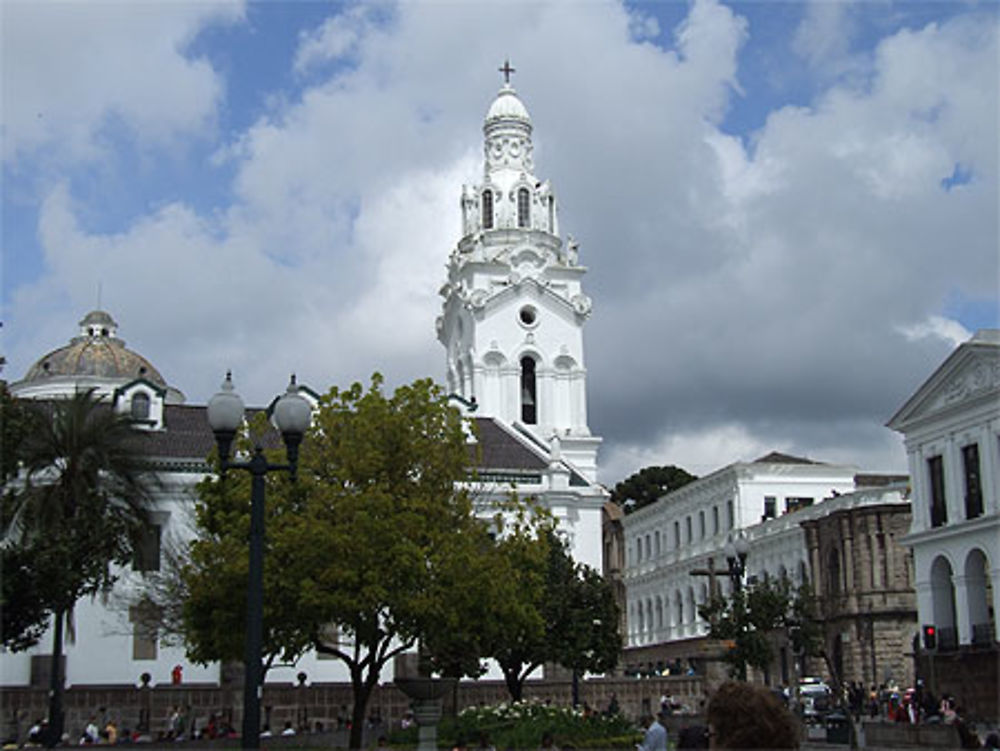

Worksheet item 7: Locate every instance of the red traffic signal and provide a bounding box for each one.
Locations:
[922,624,937,650]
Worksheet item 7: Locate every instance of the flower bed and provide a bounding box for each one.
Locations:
[389,700,639,750]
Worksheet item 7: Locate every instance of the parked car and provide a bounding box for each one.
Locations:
[799,679,832,724]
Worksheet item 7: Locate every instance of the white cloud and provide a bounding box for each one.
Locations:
[4,1,996,486]
[791,1,858,76]
[293,3,386,75]
[1,0,244,165]
[602,423,785,483]
[897,316,972,349]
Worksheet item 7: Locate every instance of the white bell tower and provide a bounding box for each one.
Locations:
[437,66,601,480]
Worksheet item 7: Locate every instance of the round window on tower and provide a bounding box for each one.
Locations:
[518,305,538,328]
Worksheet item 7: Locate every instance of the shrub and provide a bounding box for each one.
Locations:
[389,700,639,750]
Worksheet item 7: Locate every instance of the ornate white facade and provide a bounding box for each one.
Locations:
[888,329,1000,648]
[437,82,600,481]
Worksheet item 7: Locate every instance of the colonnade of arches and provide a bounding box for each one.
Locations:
[627,559,811,648]
[925,546,996,648]
[629,583,713,645]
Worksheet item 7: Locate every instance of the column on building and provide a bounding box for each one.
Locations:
[952,570,974,646]
[978,421,998,514]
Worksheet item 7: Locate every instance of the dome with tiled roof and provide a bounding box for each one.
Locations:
[12,309,185,404]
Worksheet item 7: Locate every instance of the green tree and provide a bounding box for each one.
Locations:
[2,389,154,746]
[610,465,697,511]
[481,505,554,702]
[489,526,620,702]
[1,384,53,651]
[182,376,489,749]
[1,382,35,483]
[699,575,818,682]
[180,410,311,673]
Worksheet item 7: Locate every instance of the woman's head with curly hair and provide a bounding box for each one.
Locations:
[706,681,800,749]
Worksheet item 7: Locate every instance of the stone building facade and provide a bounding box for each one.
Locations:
[801,492,917,690]
[602,500,627,669]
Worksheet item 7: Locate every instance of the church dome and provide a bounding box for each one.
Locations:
[485,84,532,126]
[14,309,183,403]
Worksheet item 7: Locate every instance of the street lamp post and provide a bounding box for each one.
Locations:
[724,533,751,681]
[724,534,750,592]
[207,372,311,751]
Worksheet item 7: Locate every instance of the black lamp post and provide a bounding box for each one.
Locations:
[207,372,311,751]
[724,533,750,593]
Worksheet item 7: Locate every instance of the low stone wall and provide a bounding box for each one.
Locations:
[1,675,706,745]
[863,721,961,748]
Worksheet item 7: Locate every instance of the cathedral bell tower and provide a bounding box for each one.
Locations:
[437,66,601,480]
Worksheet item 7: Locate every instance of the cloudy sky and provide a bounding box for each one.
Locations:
[3,0,997,484]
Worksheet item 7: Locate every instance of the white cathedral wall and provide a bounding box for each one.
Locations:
[471,295,586,432]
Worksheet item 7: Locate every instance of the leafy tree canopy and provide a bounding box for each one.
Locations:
[610,465,697,512]
[1,388,155,746]
[2,389,155,649]
[181,375,496,749]
[487,521,620,702]
[698,575,822,682]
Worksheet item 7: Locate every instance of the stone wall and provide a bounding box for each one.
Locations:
[1,676,705,745]
[917,648,999,723]
[803,502,918,690]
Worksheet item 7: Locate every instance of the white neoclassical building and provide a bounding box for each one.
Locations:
[619,452,912,681]
[888,329,1000,650]
[622,453,860,651]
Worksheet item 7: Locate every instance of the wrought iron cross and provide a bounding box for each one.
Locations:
[499,59,516,84]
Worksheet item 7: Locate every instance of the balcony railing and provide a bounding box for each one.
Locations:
[971,622,995,647]
[938,626,959,652]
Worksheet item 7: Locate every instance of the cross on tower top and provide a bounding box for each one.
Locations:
[499,59,516,84]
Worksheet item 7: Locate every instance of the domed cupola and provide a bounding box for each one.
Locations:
[483,83,534,178]
[12,309,185,405]
[457,67,559,241]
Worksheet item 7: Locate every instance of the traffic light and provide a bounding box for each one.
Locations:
[923,624,937,650]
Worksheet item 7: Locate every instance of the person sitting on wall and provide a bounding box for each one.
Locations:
[706,681,800,750]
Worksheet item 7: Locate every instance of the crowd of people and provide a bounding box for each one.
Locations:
[10,680,998,750]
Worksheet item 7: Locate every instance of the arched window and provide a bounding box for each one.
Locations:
[517,187,530,228]
[828,548,841,596]
[482,191,493,230]
[131,392,151,420]
[520,356,537,424]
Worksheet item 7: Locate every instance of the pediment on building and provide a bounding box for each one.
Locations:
[113,377,167,401]
[473,276,590,322]
[888,338,1000,431]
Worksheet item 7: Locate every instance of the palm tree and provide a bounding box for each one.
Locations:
[5,388,155,747]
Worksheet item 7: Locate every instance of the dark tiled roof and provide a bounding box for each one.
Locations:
[470,418,548,471]
[22,400,554,477]
[150,405,216,459]
[146,410,552,474]
[752,451,822,465]
[150,412,548,473]
[137,404,280,462]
